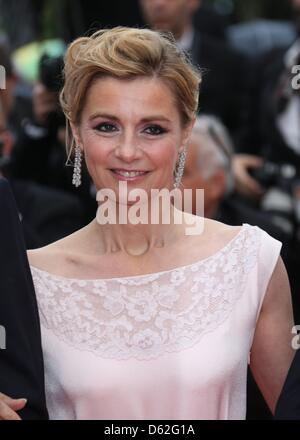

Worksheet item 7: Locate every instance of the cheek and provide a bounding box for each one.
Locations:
[148,134,180,167]
[81,132,112,162]
[79,134,110,185]
[151,143,177,168]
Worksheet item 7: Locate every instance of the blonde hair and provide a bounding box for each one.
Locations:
[60,27,201,158]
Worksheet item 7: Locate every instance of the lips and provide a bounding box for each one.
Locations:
[110,169,150,181]
[111,169,148,177]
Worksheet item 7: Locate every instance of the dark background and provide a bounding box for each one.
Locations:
[0,0,296,49]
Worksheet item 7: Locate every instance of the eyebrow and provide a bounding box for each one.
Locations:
[88,112,172,123]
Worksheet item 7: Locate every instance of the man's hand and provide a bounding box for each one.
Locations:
[0,392,27,420]
[232,154,265,200]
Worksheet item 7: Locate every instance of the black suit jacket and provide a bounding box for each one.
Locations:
[257,48,300,168]
[9,179,86,249]
[275,349,300,419]
[0,178,48,419]
[239,44,300,164]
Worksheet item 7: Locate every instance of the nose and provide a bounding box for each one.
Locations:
[114,132,142,163]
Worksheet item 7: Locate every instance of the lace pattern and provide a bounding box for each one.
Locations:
[31,224,261,360]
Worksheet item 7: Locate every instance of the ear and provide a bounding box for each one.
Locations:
[70,121,83,149]
[179,118,196,153]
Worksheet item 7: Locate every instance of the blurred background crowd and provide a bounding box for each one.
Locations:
[0,0,300,419]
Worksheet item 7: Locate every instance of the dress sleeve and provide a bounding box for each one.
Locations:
[255,227,283,323]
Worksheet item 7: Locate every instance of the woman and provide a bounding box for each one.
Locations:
[0,27,295,420]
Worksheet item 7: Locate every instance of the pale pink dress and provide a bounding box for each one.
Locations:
[30,223,282,420]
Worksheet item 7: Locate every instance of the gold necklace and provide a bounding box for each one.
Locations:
[124,241,151,257]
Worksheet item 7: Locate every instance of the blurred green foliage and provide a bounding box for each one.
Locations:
[42,0,64,39]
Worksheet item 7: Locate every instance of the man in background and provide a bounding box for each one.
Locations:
[0,63,85,249]
[139,0,248,136]
[182,115,291,419]
[0,177,48,419]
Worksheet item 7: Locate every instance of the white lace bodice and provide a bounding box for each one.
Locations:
[31,223,258,360]
[30,223,282,419]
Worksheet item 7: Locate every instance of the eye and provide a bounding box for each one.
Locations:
[94,123,118,132]
[144,125,167,136]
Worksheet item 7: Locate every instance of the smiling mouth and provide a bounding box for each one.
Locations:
[110,169,150,178]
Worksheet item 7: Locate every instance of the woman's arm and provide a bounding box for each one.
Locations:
[250,256,295,414]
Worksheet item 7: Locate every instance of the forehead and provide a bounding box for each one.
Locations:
[83,76,179,119]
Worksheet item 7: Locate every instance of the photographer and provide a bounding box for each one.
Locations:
[9,54,96,224]
[11,54,72,189]
[233,0,300,323]
[0,84,86,249]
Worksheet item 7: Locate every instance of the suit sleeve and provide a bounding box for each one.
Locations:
[275,349,300,420]
[0,178,48,419]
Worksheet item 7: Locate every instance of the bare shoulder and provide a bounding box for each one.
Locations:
[182,213,244,245]
[204,217,243,238]
[27,244,64,273]
[27,225,89,273]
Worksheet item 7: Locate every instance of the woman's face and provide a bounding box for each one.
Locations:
[72,76,193,200]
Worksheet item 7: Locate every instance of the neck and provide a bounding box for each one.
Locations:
[91,200,186,257]
[173,22,193,41]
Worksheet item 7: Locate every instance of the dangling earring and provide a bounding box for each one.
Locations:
[173,148,187,188]
[72,145,82,187]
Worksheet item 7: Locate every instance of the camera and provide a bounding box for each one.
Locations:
[251,161,300,234]
[39,54,64,93]
[250,161,297,192]
[38,54,65,133]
